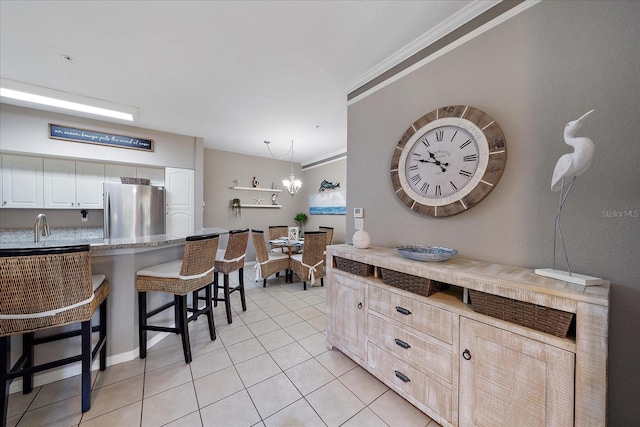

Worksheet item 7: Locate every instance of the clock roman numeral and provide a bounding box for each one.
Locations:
[459,169,472,178]
[450,130,458,142]
[410,174,421,185]
[459,139,472,149]
[422,139,430,148]
[450,181,457,191]
[408,164,418,171]
[463,154,477,162]
[435,130,444,142]
[435,185,441,196]
[420,182,429,193]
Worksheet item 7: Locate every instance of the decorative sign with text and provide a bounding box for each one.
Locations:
[48,124,154,152]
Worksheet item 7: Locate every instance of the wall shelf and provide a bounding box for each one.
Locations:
[240,204,282,208]
[232,186,281,193]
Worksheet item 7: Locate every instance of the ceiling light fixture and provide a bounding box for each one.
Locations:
[264,140,302,196]
[0,79,137,121]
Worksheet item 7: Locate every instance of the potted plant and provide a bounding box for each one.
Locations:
[294,212,307,235]
[231,198,241,218]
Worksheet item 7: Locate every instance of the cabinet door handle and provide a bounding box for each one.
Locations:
[357,302,363,309]
[395,338,411,349]
[394,370,411,383]
[462,349,472,360]
[395,306,411,315]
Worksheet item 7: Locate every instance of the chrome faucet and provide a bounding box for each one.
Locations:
[34,213,51,242]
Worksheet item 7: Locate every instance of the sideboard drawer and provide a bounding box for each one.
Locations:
[368,313,452,383]
[368,343,451,423]
[369,284,453,344]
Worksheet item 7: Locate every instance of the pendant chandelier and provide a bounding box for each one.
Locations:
[264,140,302,196]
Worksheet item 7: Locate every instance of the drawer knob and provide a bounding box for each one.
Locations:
[395,338,411,349]
[357,302,363,309]
[394,370,411,383]
[462,349,472,360]
[395,306,411,315]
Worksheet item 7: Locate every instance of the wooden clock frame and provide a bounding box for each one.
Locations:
[390,105,507,217]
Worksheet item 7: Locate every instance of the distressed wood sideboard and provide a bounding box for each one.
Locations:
[325,245,608,427]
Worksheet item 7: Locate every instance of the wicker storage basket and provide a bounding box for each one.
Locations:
[469,290,574,337]
[380,268,443,297]
[121,177,151,185]
[334,257,374,277]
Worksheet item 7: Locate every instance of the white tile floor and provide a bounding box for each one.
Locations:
[6,271,439,427]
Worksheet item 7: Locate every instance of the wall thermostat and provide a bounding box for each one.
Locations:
[353,208,364,218]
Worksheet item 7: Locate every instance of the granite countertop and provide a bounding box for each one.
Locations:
[0,227,227,251]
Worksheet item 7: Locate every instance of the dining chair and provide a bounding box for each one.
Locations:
[252,229,291,287]
[136,233,219,364]
[289,231,327,290]
[319,226,334,246]
[268,225,289,253]
[213,228,249,324]
[1,245,109,422]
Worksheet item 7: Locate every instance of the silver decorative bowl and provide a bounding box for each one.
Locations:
[396,245,458,262]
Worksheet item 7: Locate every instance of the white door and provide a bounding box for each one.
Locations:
[2,155,44,208]
[165,167,195,236]
[76,161,105,209]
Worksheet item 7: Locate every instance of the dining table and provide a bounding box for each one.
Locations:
[268,237,303,255]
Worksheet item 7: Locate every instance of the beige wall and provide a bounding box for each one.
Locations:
[202,149,346,262]
[347,1,639,424]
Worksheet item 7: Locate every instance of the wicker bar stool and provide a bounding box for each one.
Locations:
[212,229,249,324]
[1,245,109,423]
[251,229,290,287]
[289,231,327,290]
[136,233,219,364]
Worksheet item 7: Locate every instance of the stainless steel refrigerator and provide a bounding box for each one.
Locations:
[103,183,166,239]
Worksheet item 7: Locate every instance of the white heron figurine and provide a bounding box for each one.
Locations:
[546,109,597,281]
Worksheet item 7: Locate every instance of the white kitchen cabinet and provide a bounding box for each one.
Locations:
[165,167,194,236]
[459,317,574,427]
[326,245,609,427]
[44,158,76,208]
[1,154,44,208]
[75,161,105,209]
[44,159,104,209]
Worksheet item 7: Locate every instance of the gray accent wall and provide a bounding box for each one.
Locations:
[347,1,639,424]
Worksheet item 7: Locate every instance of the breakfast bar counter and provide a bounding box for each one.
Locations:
[2,228,227,389]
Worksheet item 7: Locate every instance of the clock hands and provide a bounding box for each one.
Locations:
[416,151,448,172]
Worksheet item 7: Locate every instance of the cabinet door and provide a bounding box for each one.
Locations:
[2,155,44,208]
[44,158,76,208]
[331,272,367,361]
[459,317,574,427]
[76,161,105,209]
[165,168,194,236]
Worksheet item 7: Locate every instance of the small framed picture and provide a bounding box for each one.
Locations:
[288,227,299,241]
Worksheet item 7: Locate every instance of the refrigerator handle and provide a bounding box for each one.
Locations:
[104,191,110,238]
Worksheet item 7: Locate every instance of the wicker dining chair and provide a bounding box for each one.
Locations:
[213,229,249,324]
[252,229,291,287]
[319,226,334,246]
[268,225,289,253]
[288,231,327,290]
[1,245,109,422]
[136,233,219,364]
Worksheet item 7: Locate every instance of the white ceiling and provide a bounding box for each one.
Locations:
[0,1,495,165]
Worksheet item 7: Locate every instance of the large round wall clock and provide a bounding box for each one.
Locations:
[390,105,507,217]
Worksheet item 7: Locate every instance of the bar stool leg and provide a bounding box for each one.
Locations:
[22,333,33,394]
[138,292,148,359]
[213,273,219,308]
[81,320,91,412]
[99,300,108,370]
[205,285,216,341]
[223,274,232,324]
[239,267,247,312]
[1,336,10,426]
[176,295,192,364]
